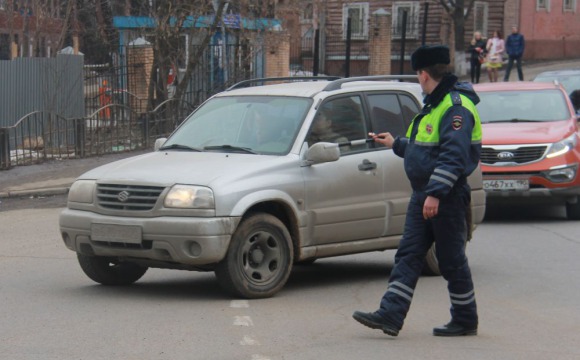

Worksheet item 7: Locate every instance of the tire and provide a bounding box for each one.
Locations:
[423,240,470,276]
[77,253,148,285]
[566,196,580,220]
[423,244,441,276]
[215,213,294,298]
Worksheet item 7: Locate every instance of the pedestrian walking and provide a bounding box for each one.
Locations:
[352,45,482,337]
[504,25,525,81]
[468,31,487,84]
[486,30,505,82]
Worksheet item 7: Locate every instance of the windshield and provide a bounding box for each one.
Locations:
[534,74,580,95]
[164,96,312,155]
[476,89,572,123]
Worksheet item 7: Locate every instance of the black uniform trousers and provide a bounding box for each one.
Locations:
[377,186,478,330]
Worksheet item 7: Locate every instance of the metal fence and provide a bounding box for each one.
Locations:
[0,41,265,170]
[0,99,194,170]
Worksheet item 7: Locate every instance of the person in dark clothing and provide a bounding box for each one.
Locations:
[570,90,580,113]
[504,25,525,81]
[352,45,482,337]
[468,31,486,84]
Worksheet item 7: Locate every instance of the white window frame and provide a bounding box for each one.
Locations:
[301,2,314,24]
[563,0,577,12]
[473,1,489,37]
[392,1,420,39]
[537,0,551,11]
[342,3,369,40]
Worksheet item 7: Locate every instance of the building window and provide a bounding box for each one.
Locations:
[0,0,6,10]
[537,0,551,11]
[342,3,369,40]
[301,2,313,23]
[564,0,576,11]
[393,1,420,39]
[473,1,488,37]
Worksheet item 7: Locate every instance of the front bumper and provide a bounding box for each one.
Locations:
[59,208,241,266]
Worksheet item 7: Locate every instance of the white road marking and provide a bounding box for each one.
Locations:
[230,300,250,308]
[234,315,254,327]
[251,355,271,360]
[240,335,260,346]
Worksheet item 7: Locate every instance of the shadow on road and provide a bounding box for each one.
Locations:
[484,202,568,222]
[62,253,395,300]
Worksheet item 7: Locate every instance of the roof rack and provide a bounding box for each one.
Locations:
[226,76,341,91]
[322,75,417,91]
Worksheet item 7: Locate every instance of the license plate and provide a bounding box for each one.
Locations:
[91,223,142,244]
[483,179,529,191]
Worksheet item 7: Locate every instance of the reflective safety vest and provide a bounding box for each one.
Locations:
[406,92,482,146]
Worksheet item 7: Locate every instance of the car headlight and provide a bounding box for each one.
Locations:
[164,185,215,209]
[546,134,577,159]
[68,180,96,203]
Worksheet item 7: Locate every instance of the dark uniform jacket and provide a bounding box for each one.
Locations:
[392,74,482,199]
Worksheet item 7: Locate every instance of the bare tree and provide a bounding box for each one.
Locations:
[438,0,476,74]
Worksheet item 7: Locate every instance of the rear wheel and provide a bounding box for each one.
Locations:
[423,244,441,276]
[566,196,580,220]
[215,213,294,298]
[77,254,148,285]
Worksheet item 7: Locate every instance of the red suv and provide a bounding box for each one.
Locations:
[474,81,580,219]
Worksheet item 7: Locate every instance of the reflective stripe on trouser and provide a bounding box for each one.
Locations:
[377,189,478,329]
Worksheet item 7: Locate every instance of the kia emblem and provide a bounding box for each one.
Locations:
[497,151,515,160]
[117,190,131,202]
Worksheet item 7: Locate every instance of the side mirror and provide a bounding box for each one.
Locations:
[154,138,167,151]
[305,142,340,165]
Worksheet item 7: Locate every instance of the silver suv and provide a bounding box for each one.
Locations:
[59,76,486,298]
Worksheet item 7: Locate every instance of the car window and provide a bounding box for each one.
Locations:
[476,90,572,123]
[164,96,311,155]
[307,95,369,154]
[535,74,580,95]
[368,93,406,137]
[366,92,420,141]
[399,94,421,128]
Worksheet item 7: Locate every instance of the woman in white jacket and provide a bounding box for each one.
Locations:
[486,30,505,82]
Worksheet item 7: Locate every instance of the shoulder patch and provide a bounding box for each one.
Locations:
[450,91,462,106]
[452,115,463,130]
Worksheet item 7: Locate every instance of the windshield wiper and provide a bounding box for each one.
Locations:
[204,145,257,154]
[488,118,539,123]
[159,143,203,152]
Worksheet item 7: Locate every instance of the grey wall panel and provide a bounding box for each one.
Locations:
[0,55,84,128]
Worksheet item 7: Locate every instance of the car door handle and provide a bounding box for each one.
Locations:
[358,159,377,171]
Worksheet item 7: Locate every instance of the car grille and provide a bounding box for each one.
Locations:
[481,146,547,165]
[97,184,165,211]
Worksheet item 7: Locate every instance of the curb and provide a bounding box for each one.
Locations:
[0,187,70,199]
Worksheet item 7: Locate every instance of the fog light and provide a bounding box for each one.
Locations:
[188,241,202,257]
[546,166,576,183]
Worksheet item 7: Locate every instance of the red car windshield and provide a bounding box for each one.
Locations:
[476,89,572,123]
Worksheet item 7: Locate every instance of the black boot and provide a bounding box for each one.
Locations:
[433,321,477,336]
[352,311,400,336]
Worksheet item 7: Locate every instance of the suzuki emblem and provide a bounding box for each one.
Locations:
[117,190,131,202]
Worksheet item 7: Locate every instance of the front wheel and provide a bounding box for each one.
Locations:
[215,213,294,298]
[566,196,580,220]
[77,254,148,285]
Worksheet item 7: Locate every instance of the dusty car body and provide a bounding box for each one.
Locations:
[60,77,486,298]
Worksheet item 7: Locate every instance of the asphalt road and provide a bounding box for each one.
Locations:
[1,203,579,360]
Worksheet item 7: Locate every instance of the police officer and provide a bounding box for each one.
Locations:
[352,45,482,337]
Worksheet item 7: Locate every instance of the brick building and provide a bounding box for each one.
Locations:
[504,0,580,60]
[278,0,506,76]
[0,0,66,60]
